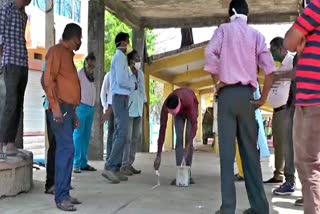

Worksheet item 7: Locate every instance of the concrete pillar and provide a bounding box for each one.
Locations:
[163,82,174,151]
[88,0,105,160]
[133,28,149,152]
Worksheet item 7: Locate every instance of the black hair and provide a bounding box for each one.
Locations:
[86,52,96,61]
[127,50,138,65]
[166,95,179,109]
[115,32,130,47]
[62,23,82,41]
[228,0,249,17]
[270,37,284,49]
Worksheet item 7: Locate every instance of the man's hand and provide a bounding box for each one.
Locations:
[74,114,80,128]
[215,81,226,94]
[153,155,161,170]
[101,107,113,124]
[251,98,266,110]
[53,110,64,124]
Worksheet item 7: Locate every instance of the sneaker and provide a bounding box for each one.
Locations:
[130,166,142,174]
[102,170,120,184]
[120,168,134,176]
[295,198,303,206]
[273,182,295,196]
[115,171,129,181]
[264,177,283,184]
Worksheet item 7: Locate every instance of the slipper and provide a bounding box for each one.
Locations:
[81,165,97,171]
[69,197,82,205]
[56,200,77,212]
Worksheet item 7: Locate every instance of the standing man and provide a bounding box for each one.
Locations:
[121,50,147,176]
[73,52,97,173]
[100,72,114,159]
[204,0,275,213]
[264,38,295,191]
[102,32,136,184]
[284,1,320,212]
[0,0,31,158]
[43,23,82,212]
[153,88,198,185]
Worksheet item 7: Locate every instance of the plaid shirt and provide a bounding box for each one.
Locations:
[0,3,28,67]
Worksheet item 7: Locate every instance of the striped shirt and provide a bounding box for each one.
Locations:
[293,0,320,106]
[0,3,28,67]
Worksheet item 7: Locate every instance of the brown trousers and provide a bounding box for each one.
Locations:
[294,106,320,214]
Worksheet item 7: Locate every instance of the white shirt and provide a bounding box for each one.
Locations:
[100,72,112,112]
[110,50,135,95]
[267,53,294,108]
[78,68,96,107]
[128,69,147,117]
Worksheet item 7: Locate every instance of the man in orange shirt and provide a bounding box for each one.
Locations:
[43,23,82,212]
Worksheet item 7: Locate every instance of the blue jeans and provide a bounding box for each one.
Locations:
[48,104,76,204]
[105,94,129,172]
[73,103,95,169]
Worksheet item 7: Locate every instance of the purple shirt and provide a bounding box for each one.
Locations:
[204,18,276,88]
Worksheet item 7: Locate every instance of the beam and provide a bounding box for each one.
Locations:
[145,47,205,74]
[104,0,141,29]
[142,12,298,28]
[199,88,213,95]
[150,72,173,84]
[187,79,214,89]
[172,69,209,84]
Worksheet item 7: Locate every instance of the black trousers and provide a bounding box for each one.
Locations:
[45,110,56,190]
[0,64,28,143]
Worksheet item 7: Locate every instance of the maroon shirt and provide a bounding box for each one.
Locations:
[157,88,199,154]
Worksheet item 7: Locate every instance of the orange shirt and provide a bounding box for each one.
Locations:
[43,42,81,114]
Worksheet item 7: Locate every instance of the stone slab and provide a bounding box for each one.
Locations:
[0,150,33,198]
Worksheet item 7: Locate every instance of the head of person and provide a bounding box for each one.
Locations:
[16,0,31,8]
[84,52,96,72]
[228,0,249,18]
[166,95,181,116]
[127,50,141,71]
[270,37,287,62]
[62,23,82,52]
[115,32,132,54]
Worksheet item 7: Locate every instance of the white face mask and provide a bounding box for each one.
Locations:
[134,62,141,70]
[230,8,248,22]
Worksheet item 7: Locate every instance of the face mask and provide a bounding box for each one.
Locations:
[272,50,282,62]
[230,8,248,22]
[126,44,133,55]
[134,62,141,70]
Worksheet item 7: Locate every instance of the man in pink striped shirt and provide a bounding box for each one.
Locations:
[204,0,276,213]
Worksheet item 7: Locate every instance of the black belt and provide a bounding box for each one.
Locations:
[274,105,287,112]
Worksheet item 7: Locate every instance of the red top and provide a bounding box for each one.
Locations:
[157,88,199,155]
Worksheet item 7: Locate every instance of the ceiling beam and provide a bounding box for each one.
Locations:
[172,69,209,84]
[145,47,205,74]
[104,0,141,29]
[199,88,213,95]
[141,12,298,28]
[187,79,214,89]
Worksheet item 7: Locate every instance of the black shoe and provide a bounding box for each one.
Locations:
[81,165,97,171]
[235,173,244,181]
[130,166,142,174]
[295,198,303,206]
[263,177,283,184]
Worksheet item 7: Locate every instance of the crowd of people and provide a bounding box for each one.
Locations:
[1,0,320,213]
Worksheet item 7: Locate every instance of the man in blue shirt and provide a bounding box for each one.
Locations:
[102,32,136,184]
[121,50,147,176]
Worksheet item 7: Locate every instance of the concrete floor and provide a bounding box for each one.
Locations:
[0,149,303,214]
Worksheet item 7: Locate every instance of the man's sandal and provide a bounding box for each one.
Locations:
[56,200,77,212]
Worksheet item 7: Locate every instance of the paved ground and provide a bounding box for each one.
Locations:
[0,148,303,214]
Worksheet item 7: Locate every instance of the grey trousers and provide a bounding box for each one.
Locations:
[284,105,295,183]
[106,112,114,160]
[121,116,142,169]
[174,115,193,166]
[105,95,129,172]
[218,85,268,214]
[272,108,287,179]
